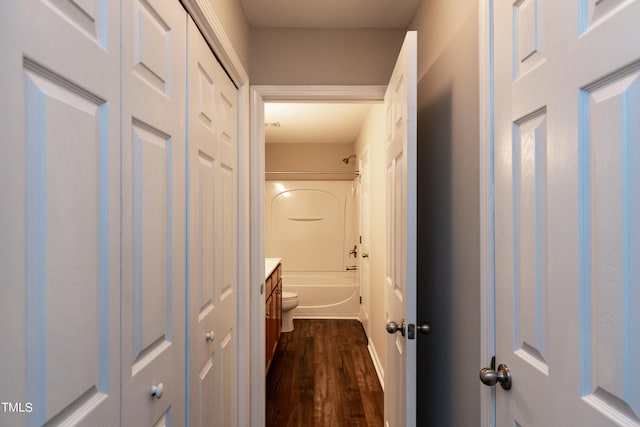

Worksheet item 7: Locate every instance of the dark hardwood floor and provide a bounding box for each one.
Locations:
[266,319,384,427]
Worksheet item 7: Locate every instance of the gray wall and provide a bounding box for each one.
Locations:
[250,28,405,85]
[408,0,481,425]
[264,143,356,181]
[204,0,252,73]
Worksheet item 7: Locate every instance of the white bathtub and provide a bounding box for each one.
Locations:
[283,271,359,319]
[265,180,360,319]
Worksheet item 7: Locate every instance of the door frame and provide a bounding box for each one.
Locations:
[249,85,385,425]
[180,0,252,425]
[358,147,371,341]
[479,0,496,426]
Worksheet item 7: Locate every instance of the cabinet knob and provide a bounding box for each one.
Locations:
[205,331,215,342]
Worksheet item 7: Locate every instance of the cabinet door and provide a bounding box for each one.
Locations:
[120,0,187,425]
[266,275,273,299]
[0,1,120,425]
[267,290,278,369]
[266,294,273,370]
[276,279,283,338]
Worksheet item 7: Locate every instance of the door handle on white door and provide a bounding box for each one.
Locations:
[416,323,431,335]
[479,356,512,390]
[386,320,406,336]
[386,320,431,339]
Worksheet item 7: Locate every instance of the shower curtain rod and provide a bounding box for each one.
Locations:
[265,171,359,176]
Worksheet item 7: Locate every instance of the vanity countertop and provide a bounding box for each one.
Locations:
[265,258,281,280]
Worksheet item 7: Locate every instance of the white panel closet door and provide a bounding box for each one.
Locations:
[493,0,640,425]
[0,1,120,425]
[120,0,187,425]
[187,16,239,427]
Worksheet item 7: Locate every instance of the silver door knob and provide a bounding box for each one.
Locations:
[416,323,431,335]
[386,320,406,336]
[150,383,164,399]
[205,331,215,342]
[479,360,512,390]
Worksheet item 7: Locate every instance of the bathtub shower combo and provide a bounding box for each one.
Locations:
[265,179,359,320]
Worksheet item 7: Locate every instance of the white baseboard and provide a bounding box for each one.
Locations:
[367,341,385,391]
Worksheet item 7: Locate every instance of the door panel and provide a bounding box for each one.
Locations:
[384,31,417,427]
[0,1,120,425]
[580,70,640,423]
[188,16,239,427]
[121,0,186,425]
[493,0,640,425]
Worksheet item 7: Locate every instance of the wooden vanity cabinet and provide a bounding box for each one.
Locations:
[265,262,282,372]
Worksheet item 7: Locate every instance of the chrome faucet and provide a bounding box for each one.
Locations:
[349,245,358,258]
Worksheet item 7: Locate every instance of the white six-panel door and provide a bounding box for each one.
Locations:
[120,0,187,425]
[494,0,640,425]
[1,1,240,426]
[0,1,121,425]
[384,31,417,427]
[187,16,239,427]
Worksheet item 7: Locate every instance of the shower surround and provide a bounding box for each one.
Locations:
[265,180,359,318]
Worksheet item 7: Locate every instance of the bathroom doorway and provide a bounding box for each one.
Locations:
[264,102,366,321]
[263,100,384,425]
[250,87,388,423]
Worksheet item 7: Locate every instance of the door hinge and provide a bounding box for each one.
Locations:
[359,296,362,304]
[359,235,362,244]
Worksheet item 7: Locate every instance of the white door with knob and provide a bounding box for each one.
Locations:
[384,31,418,427]
[187,16,240,427]
[0,1,121,425]
[120,0,187,425]
[490,0,640,425]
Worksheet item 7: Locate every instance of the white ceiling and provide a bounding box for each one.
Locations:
[240,0,420,29]
[264,103,374,144]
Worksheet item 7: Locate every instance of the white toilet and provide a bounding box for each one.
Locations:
[281,291,299,332]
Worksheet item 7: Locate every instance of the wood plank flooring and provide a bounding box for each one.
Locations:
[266,319,384,427]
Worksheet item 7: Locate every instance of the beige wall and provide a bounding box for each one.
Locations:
[205,0,251,74]
[408,0,481,425]
[354,104,387,380]
[250,29,405,85]
[265,143,356,180]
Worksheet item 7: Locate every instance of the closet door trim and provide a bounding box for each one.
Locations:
[181,0,249,85]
